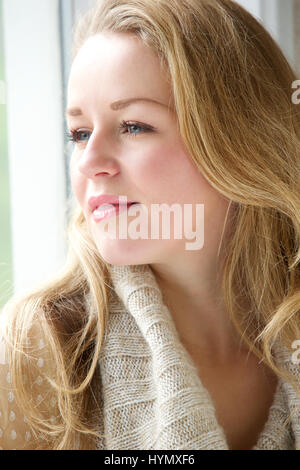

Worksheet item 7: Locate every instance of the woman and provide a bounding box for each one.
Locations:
[0,0,300,450]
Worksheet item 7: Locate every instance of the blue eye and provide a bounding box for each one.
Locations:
[119,121,151,137]
[126,124,141,135]
[66,120,154,144]
[78,131,90,141]
[66,130,91,143]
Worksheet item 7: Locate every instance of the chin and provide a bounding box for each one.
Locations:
[94,238,145,266]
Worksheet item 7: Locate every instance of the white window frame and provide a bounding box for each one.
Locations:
[2,0,67,297]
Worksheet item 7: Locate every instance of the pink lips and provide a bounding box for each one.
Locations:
[88,194,138,213]
[88,194,139,223]
[92,203,137,223]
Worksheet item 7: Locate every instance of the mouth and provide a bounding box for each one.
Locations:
[104,202,139,208]
[92,201,140,223]
[112,202,139,206]
[92,202,139,211]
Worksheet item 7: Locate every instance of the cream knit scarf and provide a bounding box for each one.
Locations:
[95,263,300,450]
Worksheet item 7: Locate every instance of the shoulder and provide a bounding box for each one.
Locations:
[0,312,31,448]
[0,309,48,364]
[0,311,56,449]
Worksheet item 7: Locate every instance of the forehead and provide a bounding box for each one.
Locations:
[67,32,173,106]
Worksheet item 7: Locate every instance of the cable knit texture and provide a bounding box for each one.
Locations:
[0,263,299,449]
[96,263,300,450]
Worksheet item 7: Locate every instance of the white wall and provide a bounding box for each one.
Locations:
[2,0,67,297]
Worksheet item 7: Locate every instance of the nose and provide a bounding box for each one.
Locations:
[77,130,120,179]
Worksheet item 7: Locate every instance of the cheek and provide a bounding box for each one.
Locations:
[133,143,203,200]
[132,144,185,186]
[69,160,86,205]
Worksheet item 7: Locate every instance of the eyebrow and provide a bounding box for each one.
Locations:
[66,97,171,117]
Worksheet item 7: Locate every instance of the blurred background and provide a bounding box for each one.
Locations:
[0,0,299,310]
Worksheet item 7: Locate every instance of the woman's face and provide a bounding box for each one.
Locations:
[67,32,230,265]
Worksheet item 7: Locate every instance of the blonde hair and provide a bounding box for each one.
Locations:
[2,0,300,449]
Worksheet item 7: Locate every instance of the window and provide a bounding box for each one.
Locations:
[2,0,67,298]
[0,0,13,311]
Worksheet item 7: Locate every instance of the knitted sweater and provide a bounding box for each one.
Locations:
[96,263,300,450]
[0,262,299,449]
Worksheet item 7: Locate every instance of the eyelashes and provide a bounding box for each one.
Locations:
[66,120,155,145]
[66,130,90,144]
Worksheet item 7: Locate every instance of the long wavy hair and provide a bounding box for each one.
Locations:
[1,0,300,449]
